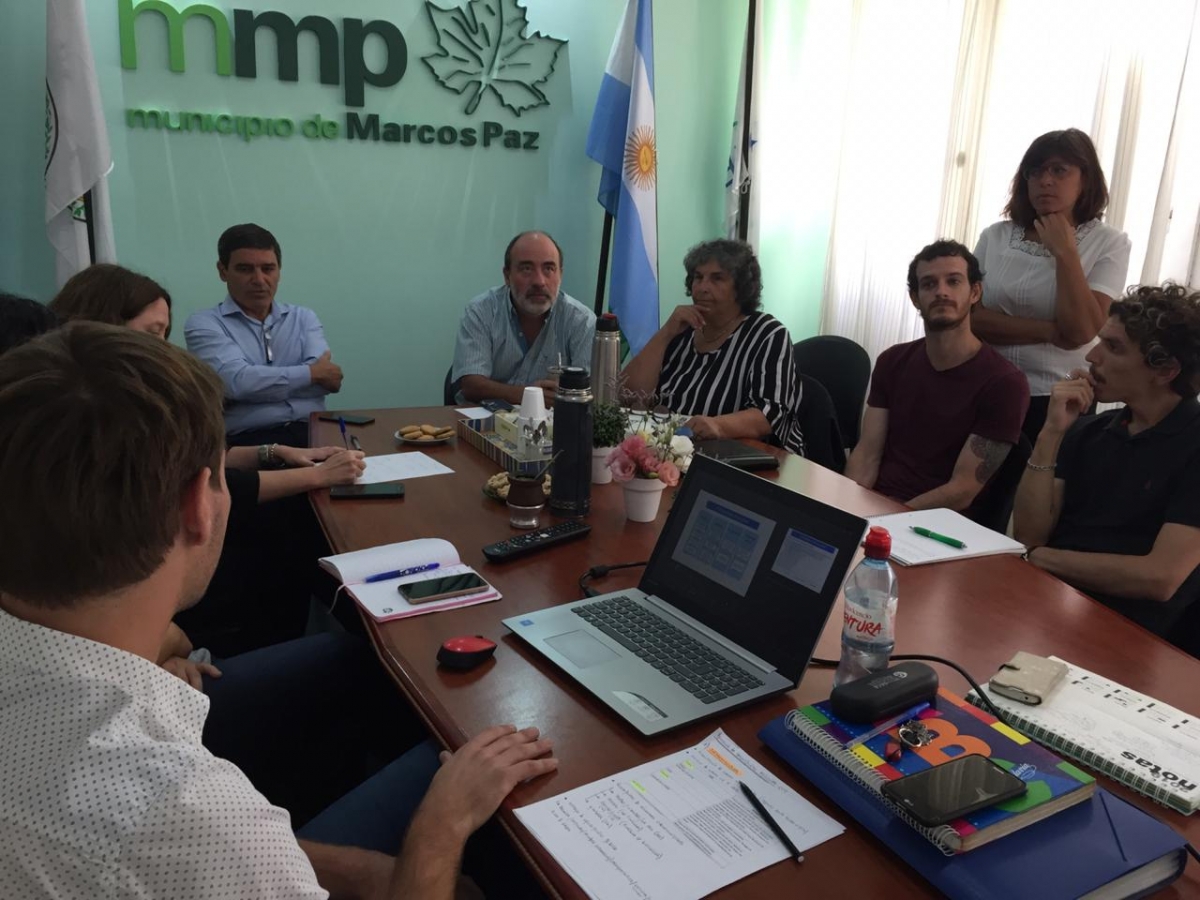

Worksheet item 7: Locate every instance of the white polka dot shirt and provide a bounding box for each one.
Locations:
[0,609,329,898]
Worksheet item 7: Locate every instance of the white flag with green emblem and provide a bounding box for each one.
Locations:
[45,0,116,287]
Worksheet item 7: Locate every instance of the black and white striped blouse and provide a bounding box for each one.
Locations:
[657,312,805,456]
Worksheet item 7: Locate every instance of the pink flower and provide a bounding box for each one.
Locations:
[608,453,636,482]
[656,460,680,487]
[636,451,660,476]
[619,434,647,457]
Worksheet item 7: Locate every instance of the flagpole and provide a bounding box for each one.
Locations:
[736,0,758,243]
[83,189,96,264]
[593,210,614,316]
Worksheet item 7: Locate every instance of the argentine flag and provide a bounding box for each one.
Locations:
[586,0,659,356]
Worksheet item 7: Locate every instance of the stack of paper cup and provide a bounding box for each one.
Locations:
[517,386,548,455]
[519,385,547,422]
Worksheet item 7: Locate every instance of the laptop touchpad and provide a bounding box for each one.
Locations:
[545,630,621,668]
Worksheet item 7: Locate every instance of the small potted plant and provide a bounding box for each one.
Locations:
[592,401,630,484]
[606,418,693,521]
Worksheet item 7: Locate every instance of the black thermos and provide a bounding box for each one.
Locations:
[549,366,593,517]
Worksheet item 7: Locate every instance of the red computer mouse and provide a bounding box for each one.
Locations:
[438,635,497,670]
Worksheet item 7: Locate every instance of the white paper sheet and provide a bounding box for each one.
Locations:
[866,508,1024,565]
[455,407,494,420]
[355,452,454,484]
[515,729,843,900]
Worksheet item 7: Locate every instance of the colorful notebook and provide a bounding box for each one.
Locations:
[967,657,1200,815]
[759,714,1188,900]
[790,688,1095,852]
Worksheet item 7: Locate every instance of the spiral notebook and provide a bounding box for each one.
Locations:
[785,688,1094,853]
[967,658,1200,815]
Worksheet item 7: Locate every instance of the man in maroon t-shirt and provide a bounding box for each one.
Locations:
[845,240,1030,518]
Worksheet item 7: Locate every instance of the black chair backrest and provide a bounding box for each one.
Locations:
[793,336,871,448]
[968,432,1032,533]
[796,374,846,473]
[443,367,456,405]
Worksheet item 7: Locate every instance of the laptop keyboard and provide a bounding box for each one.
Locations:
[572,596,765,704]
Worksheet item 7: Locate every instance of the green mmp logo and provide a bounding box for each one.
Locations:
[117,0,565,113]
[116,0,567,150]
[117,0,408,107]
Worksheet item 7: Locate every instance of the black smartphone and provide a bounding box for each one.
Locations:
[329,483,404,499]
[880,754,1027,826]
[398,572,488,604]
[480,399,514,412]
[319,414,376,425]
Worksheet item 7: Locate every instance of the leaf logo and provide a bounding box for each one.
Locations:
[423,0,566,117]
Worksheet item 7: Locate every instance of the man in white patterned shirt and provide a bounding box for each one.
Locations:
[0,322,557,899]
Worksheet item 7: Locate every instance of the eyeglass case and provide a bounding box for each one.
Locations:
[830,662,939,723]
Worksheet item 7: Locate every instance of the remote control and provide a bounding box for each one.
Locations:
[483,521,592,562]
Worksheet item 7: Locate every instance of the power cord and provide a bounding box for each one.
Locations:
[812,652,1200,867]
[578,561,649,597]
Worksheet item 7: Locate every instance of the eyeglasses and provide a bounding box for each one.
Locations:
[1024,162,1077,182]
[263,327,274,364]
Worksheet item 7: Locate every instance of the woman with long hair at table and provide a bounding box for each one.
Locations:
[971,128,1131,441]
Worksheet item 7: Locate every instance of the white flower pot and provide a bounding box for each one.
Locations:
[592,447,615,484]
[622,477,667,522]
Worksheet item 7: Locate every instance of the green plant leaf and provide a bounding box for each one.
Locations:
[422,0,565,116]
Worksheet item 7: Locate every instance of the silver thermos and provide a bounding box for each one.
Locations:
[590,312,621,405]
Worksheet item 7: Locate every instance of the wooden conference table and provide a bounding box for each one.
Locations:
[311,408,1200,899]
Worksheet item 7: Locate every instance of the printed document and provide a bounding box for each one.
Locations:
[515,729,843,900]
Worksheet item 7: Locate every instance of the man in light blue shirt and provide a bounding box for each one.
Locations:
[452,231,596,406]
[185,224,344,447]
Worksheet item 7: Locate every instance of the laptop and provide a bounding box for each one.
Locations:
[503,454,867,736]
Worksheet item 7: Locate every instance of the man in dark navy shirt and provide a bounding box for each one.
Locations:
[1014,283,1200,649]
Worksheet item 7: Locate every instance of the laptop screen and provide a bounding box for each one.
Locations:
[638,454,867,684]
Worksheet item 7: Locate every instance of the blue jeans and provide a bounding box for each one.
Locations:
[202,631,427,826]
[296,740,441,853]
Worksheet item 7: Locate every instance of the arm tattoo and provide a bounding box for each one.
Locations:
[970,434,1012,484]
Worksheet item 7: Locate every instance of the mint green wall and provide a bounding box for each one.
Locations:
[3,0,787,409]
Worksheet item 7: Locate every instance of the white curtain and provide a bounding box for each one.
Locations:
[808,0,1200,363]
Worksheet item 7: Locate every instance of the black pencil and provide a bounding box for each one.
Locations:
[740,781,804,862]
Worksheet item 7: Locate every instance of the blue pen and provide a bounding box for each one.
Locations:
[338,416,349,449]
[363,562,440,584]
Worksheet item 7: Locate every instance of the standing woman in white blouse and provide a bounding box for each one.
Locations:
[972,128,1131,441]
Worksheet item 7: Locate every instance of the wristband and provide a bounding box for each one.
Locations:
[257,444,270,468]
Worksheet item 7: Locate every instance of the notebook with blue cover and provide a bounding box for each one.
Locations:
[759,714,1188,899]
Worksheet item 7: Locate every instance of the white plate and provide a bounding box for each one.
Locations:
[394,430,454,445]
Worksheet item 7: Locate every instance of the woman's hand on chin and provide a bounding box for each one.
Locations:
[662,304,706,338]
[685,415,723,440]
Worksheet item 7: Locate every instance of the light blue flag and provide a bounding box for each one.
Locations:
[586,0,659,356]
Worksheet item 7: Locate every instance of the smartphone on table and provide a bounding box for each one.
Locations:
[330,483,404,499]
[318,414,376,425]
[398,572,489,605]
[880,754,1027,826]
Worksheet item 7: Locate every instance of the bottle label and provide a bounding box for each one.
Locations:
[842,605,892,640]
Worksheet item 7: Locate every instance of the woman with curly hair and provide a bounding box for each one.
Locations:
[621,238,805,455]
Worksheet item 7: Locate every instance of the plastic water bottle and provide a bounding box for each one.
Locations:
[833,526,898,687]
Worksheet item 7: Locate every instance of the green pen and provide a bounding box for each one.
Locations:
[911,526,967,550]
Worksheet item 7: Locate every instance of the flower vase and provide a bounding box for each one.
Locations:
[622,477,667,522]
[592,447,615,484]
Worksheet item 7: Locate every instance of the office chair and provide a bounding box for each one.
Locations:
[796,374,846,473]
[969,433,1033,533]
[443,367,456,405]
[793,335,871,449]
